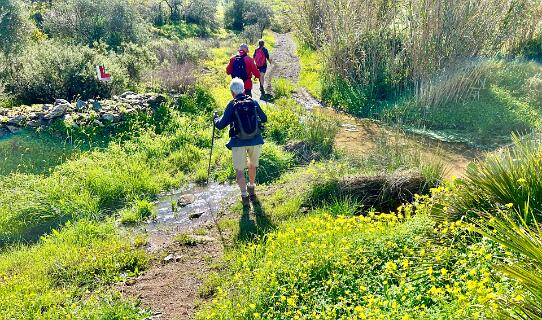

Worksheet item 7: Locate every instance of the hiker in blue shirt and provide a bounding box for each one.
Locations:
[214,78,268,207]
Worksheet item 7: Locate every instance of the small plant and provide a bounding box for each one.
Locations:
[120,199,156,225]
[272,78,296,100]
[174,233,199,246]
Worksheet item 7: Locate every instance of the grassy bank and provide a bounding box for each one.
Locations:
[196,136,542,319]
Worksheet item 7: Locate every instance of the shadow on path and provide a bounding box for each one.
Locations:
[237,196,275,242]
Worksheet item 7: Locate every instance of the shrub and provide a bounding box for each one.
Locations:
[453,135,542,223]
[224,0,245,31]
[174,87,217,114]
[243,0,273,38]
[262,98,304,144]
[185,0,219,33]
[43,0,148,49]
[5,40,128,103]
[290,0,541,113]
[118,42,158,83]
[298,112,338,158]
[0,0,31,54]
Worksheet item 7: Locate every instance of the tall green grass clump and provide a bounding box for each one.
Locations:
[477,208,542,320]
[454,134,542,223]
[272,78,296,99]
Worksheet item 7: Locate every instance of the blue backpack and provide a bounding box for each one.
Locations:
[231,55,249,80]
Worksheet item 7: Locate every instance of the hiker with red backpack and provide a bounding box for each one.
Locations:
[226,44,261,97]
[214,78,268,207]
[253,39,273,96]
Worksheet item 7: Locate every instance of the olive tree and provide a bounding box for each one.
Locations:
[43,0,149,50]
[0,0,30,54]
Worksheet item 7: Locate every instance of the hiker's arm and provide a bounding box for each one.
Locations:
[265,48,272,64]
[251,61,261,79]
[255,102,267,123]
[226,57,233,75]
[214,103,234,130]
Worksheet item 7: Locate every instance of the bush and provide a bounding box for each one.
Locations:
[454,135,542,223]
[262,98,304,144]
[120,199,156,225]
[4,40,128,103]
[185,0,219,33]
[272,78,296,99]
[224,0,245,31]
[0,0,31,54]
[43,0,148,49]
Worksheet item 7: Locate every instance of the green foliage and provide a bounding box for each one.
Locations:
[256,142,293,184]
[478,209,542,319]
[3,40,127,103]
[43,0,148,49]
[198,210,511,319]
[224,0,246,31]
[454,135,542,223]
[0,219,149,319]
[118,42,158,83]
[174,233,199,246]
[383,60,542,145]
[0,0,30,54]
[299,112,339,159]
[322,77,371,117]
[271,78,296,99]
[243,0,274,37]
[174,87,217,114]
[120,199,156,225]
[262,98,304,144]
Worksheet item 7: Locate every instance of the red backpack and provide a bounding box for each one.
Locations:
[254,48,267,68]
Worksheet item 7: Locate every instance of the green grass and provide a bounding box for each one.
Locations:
[297,44,323,100]
[271,78,296,99]
[120,200,156,225]
[0,219,149,319]
[0,130,82,176]
[382,60,542,146]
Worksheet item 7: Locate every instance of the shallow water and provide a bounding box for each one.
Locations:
[149,182,238,232]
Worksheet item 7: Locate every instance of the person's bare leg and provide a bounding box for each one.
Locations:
[260,73,266,95]
[248,162,256,185]
[236,169,247,196]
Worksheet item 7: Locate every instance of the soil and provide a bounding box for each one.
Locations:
[119,33,481,320]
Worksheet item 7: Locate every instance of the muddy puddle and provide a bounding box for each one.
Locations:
[144,182,238,251]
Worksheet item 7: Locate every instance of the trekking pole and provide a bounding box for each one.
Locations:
[207,112,218,185]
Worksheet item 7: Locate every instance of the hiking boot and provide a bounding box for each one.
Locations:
[247,185,256,197]
[241,195,250,207]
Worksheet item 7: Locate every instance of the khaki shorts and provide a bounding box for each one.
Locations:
[232,145,262,171]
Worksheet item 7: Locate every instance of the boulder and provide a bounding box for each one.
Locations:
[120,91,137,98]
[147,95,167,108]
[101,113,115,122]
[44,104,68,120]
[55,99,70,106]
[26,120,41,128]
[177,194,196,207]
[76,100,87,110]
[91,101,102,111]
[7,115,26,126]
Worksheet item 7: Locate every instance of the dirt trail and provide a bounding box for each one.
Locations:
[120,33,481,320]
